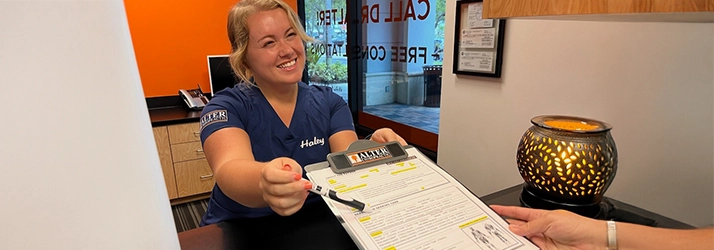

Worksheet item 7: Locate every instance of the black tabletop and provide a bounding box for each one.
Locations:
[178,201,358,250]
[149,107,202,127]
[178,184,693,250]
[480,185,694,229]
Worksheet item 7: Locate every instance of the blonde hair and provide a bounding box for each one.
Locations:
[227,0,313,87]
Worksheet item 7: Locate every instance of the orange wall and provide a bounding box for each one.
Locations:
[124,0,298,97]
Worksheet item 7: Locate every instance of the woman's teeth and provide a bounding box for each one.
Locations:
[277,59,295,68]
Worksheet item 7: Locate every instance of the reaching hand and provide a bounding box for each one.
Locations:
[259,157,310,216]
[369,128,407,146]
[490,205,607,250]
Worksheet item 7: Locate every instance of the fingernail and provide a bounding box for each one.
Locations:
[283,164,291,171]
[304,182,313,190]
[293,173,301,181]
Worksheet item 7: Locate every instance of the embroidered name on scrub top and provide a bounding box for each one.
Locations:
[200,110,228,130]
[300,137,325,148]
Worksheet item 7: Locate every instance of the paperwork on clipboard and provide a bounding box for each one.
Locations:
[305,141,539,250]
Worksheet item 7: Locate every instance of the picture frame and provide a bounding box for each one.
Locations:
[452,0,506,78]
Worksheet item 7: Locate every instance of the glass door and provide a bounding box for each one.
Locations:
[303,0,349,103]
[302,0,445,155]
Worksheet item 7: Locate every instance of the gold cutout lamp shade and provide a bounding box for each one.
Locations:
[517,115,618,217]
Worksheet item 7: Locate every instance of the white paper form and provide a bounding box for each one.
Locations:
[467,2,493,28]
[459,51,494,72]
[461,28,497,49]
[306,147,538,250]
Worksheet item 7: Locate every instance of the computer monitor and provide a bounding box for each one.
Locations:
[207,55,238,95]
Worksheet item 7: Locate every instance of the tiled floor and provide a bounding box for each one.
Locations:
[324,84,440,134]
[363,103,440,134]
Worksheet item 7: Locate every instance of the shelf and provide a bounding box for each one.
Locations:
[483,0,714,22]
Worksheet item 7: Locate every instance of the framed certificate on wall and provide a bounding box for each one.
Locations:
[453,0,506,78]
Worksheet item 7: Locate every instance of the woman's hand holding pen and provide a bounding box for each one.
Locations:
[259,157,310,216]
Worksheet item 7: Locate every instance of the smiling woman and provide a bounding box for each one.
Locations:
[195,0,405,228]
[243,9,306,87]
[226,2,312,88]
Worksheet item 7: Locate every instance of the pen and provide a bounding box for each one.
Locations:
[304,178,371,212]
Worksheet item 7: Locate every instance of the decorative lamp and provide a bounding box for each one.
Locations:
[516,115,618,218]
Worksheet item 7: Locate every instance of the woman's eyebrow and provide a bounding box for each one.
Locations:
[254,27,294,42]
[283,27,295,35]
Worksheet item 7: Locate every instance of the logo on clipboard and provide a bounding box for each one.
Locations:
[346,146,393,166]
[327,141,408,174]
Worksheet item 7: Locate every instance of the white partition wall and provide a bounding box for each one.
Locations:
[439,2,714,227]
[0,1,180,249]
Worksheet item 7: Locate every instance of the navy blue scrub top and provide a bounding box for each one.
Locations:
[198,82,354,223]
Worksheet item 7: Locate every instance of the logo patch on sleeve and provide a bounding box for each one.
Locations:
[200,110,228,130]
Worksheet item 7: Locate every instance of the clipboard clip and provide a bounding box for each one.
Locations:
[326,140,409,174]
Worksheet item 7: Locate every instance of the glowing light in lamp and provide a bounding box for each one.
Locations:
[516,115,618,218]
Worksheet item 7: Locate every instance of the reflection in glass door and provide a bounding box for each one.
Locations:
[303,0,349,103]
[302,0,445,154]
